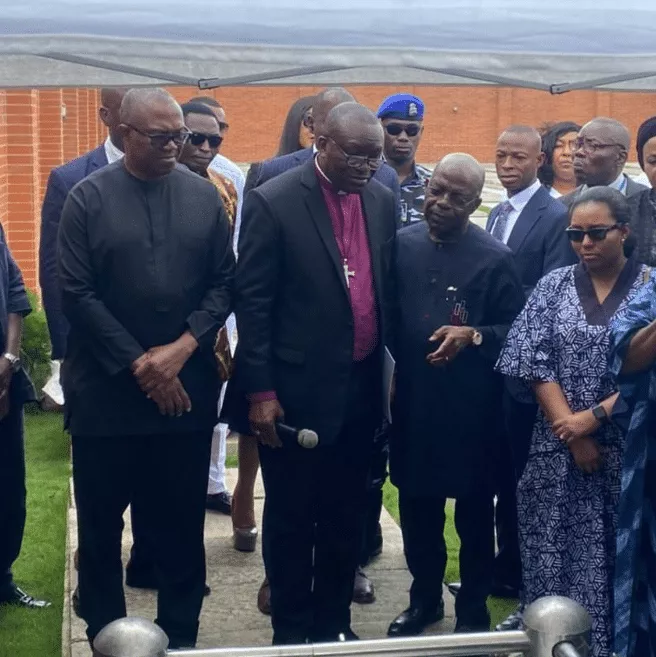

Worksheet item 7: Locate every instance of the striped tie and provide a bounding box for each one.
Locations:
[491,200,513,242]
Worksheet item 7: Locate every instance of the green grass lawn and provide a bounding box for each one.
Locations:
[0,409,69,657]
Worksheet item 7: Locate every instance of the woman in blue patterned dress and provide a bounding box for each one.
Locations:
[608,281,656,654]
[497,187,649,657]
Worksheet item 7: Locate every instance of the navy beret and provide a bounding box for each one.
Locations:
[376,93,424,121]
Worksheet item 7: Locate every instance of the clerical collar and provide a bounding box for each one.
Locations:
[104,136,124,164]
[314,156,350,196]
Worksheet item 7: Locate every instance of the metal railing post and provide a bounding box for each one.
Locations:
[92,616,168,657]
[523,596,592,657]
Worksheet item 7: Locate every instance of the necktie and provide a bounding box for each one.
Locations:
[491,200,513,242]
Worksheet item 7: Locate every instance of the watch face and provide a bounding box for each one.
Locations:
[472,331,483,346]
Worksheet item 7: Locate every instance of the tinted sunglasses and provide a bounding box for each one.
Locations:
[126,124,190,149]
[565,224,620,243]
[188,132,223,148]
[385,123,421,137]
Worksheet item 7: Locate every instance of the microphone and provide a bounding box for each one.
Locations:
[275,422,319,449]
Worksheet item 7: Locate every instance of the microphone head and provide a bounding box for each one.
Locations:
[298,429,319,449]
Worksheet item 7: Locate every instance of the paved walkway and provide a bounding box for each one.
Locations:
[64,469,456,656]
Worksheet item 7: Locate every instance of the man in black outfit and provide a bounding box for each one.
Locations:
[0,223,50,610]
[230,102,396,644]
[58,88,234,648]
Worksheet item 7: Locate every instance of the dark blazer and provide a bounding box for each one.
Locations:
[244,146,402,224]
[40,145,109,360]
[232,159,397,444]
[561,175,648,209]
[486,185,576,296]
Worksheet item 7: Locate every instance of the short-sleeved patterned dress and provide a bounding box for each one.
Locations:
[497,260,648,657]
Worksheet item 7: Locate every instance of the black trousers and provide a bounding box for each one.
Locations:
[399,491,494,627]
[0,399,26,594]
[72,430,212,648]
[259,358,378,644]
[360,425,388,565]
[494,393,537,591]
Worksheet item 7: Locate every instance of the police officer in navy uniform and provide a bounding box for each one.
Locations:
[377,93,432,226]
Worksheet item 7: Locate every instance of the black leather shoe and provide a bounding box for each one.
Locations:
[0,584,51,609]
[447,581,461,596]
[490,582,520,599]
[387,603,444,637]
[353,567,375,604]
[495,604,525,631]
[206,491,232,514]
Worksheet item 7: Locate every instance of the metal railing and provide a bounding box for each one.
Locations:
[92,595,592,657]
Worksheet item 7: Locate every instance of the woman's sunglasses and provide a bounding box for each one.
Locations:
[384,123,421,137]
[565,224,620,243]
[189,132,223,148]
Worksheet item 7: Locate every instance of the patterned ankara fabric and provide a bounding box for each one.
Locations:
[609,270,656,657]
[208,168,238,234]
[497,261,648,657]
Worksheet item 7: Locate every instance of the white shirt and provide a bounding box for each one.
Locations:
[209,153,246,254]
[549,187,562,199]
[492,179,542,244]
[103,136,124,164]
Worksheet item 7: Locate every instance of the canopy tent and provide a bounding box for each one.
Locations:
[2,0,656,92]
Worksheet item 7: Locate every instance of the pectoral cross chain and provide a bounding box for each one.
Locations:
[343,259,356,289]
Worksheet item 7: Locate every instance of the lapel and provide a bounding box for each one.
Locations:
[506,186,549,253]
[361,183,385,309]
[625,175,647,199]
[300,161,350,299]
[485,205,498,232]
[86,145,109,175]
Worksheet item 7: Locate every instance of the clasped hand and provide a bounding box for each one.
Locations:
[552,410,602,473]
[132,340,194,417]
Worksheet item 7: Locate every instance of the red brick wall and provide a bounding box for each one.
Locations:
[1,85,655,290]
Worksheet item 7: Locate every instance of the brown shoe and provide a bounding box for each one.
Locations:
[257,577,271,615]
[352,567,375,604]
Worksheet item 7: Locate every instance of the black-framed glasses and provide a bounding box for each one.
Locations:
[126,124,191,149]
[384,123,421,137]
[574,137,619,154]
[329,138,382,170]
[189,132,223,148]
[565,224,621,242]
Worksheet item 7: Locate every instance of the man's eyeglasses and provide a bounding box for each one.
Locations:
[188,132,223,149]
[565,224,620,242]
[385,123,421,137]
[574,138,619,154]
[330,138,382,170]
[126,124,191,149]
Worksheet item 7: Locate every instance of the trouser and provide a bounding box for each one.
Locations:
[0,398,26,594]
[399,491,495,627]
[208,383,229,496]
[494,393,537,591]
[72,430,212,648]
[259,358,378,644]
[360,425,388,565]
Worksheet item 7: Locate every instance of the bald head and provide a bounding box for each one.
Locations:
[119,88,181,125]
[499,125,542,151]
[322,102,383,141]
[99,87,130,150]
[312,87,356,136]
[582,118,630,150]
[434,153,486,195]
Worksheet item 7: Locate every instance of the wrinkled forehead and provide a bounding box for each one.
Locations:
[430,165,479,195]
[579,122,615,143]
[332,121,383,152]
[128,100,183,132]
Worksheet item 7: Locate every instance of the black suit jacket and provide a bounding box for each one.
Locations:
[486,185,576,296]
[561,175,648,209]
[233,159,396,444]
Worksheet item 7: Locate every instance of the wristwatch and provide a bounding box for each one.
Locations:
[592,404,608,424]
[3,352,21,373]
[471,330,483,346]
